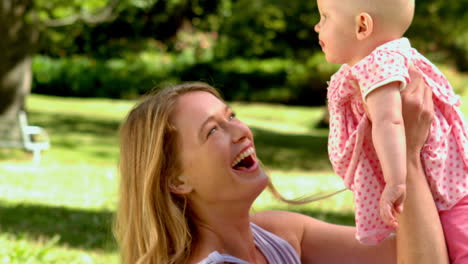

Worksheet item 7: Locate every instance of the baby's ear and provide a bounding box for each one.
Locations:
[355,12,374,40]
[169,175,193,194]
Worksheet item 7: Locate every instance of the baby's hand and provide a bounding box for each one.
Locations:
[380,183,406,228]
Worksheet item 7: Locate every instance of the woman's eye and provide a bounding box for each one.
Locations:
[208,127,217,137]
[229,112,236,120]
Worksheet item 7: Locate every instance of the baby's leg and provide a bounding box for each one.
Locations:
[439,195,468,264]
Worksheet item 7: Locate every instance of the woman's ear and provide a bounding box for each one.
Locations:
[355,12,374,40]
[169,175,193,194]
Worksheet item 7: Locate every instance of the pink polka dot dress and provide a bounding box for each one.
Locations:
[327,38,468,245]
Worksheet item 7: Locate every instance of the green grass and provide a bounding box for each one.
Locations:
[0,67,466,263]
[0,96,128,263]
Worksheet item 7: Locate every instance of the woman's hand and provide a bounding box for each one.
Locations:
[401,67,434,154]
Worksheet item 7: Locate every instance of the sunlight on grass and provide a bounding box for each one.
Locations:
[438,64,468,96]
[0,163,117,210]
[27,95,134,121]
[0,234,117,264]
[461,96,468,114]
[254,170,354,213]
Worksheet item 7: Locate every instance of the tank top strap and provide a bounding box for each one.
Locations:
[251,223,301,264]
[197,251,249,264]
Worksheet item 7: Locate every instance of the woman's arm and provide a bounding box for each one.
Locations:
[396,152,449,264]
[396,68,449,264]
[253,210,396,264]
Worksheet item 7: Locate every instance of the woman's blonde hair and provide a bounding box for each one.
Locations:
[114,82,221,264]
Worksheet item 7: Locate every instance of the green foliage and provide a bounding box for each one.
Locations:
[37,0,222,58]
[32,0,111,20]
[407,0,468,70]
[36,0,321,60]
[35,0,467,72]
[213,0,319,59]
[32,53,337,105]
[32,53,176,98]
[178,58,291,102]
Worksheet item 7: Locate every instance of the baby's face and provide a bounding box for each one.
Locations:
[314,0,359,65]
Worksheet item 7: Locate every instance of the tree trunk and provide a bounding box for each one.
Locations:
[0,56,32,117]
[0,0,37,138]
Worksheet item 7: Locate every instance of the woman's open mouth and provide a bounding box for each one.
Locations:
[231,147,257,171]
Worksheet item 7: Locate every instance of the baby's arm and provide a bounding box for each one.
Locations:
[366,82,407,227]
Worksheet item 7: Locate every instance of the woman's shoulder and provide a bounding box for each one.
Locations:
[252,210,323,228]
[251,210,320,253]
[252,210,302,226]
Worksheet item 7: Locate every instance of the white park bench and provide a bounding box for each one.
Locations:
[0,110,50,164]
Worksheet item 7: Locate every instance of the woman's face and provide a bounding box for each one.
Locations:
[171,91,267,204]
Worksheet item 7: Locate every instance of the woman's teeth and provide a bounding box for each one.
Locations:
[232,147,254,167]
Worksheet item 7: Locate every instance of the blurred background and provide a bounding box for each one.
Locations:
[0,0,467,263]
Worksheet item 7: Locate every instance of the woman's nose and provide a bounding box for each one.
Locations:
[230,121,249,143]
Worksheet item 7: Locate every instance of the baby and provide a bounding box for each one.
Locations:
[315,0,468,261]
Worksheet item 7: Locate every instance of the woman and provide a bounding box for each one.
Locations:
[114,69,448,264]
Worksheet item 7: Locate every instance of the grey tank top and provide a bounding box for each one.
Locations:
[197,223,301,264]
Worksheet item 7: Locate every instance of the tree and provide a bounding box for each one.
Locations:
[408,0,468,71]
[35,0,222,59]
[0,0,119,129]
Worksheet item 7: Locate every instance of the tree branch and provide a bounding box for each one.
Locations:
[43,0,120,27]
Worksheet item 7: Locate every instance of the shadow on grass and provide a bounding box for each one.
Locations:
[0,201,354,252]
[251,126,332,171]
[29,111,120,143]
[22,111,122,162]
[0,201,116,251]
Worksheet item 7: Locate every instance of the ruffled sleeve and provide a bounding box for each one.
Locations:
[351,50,410,101]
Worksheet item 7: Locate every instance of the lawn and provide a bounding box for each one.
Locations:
[1,75,467,263]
